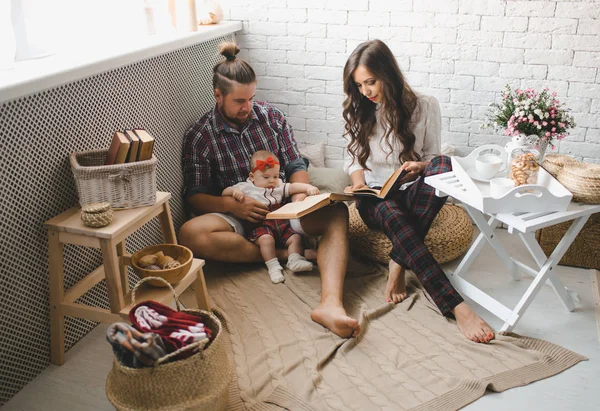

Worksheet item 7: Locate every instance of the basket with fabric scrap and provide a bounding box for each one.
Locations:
[106,277,232,411]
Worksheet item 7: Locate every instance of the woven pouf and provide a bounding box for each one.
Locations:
[348,203,473,264]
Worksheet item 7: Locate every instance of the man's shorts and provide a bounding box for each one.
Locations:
[209,213,307,237]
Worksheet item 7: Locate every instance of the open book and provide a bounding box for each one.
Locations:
[266,168,408,219]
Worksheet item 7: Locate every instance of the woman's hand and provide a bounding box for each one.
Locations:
[344,183,369,193]
[400,161,428,183]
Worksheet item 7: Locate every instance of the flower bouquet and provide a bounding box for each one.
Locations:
[482,85,576,158]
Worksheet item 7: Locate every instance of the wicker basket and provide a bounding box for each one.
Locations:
[106,277,232,411]
[348,203,473,264]
[541,154,578,178]
[70,149,157,209]
[556,162,600,204]
[536,213,600,270]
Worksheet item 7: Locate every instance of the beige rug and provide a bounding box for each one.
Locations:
[202,259,586,411]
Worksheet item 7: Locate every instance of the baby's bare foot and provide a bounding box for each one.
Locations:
[311,303,360,338]
[385,260,407,304]
[453,302,494,343]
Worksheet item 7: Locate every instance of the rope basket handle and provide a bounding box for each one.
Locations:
[154,337,209,366]
[131,276,182,311]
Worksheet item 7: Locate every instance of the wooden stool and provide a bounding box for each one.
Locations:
[44,192,210,365]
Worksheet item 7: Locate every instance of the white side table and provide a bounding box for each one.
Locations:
[426,171,600,332]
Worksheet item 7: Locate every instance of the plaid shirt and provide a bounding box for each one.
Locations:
[183,101,307,199]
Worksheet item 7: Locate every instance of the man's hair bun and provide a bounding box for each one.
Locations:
[219,42,240,61]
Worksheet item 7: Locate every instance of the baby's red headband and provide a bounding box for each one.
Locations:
[252,156,280,173]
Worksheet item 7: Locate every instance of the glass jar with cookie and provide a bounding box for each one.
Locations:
[509,148,540,186]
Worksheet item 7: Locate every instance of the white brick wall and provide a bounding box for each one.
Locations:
[221,0,600,166]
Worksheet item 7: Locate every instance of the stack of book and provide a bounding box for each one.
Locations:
[104,129,156,165]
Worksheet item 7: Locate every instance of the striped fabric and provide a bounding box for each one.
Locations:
[356,155,464,315]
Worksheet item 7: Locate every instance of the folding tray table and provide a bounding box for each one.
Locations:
[425,146,600,331]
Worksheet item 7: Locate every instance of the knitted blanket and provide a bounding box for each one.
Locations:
[203,260,586,411]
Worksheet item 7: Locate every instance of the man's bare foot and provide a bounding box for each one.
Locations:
[311,303,360,338]
[304,248,317,261]
[385,259,407,304]
[452,302,494,343]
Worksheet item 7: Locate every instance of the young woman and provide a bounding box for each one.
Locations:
[342,39,494,343]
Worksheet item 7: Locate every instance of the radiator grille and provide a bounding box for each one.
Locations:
[0,34,233,405]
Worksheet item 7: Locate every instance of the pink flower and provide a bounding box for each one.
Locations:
[542,121,548,126]
[552,127,556,132]
[559,122,565,128]
[505,128,512,136]
[552,91,557,97]
[545,132,551,137]
[551,145,555,149]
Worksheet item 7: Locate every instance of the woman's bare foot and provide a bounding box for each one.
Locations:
[311,303,360,338]
[385,260,407,304]
[452,302,495,343]
[304,248,318,261]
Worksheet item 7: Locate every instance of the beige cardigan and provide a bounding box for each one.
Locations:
[344,94,441,187]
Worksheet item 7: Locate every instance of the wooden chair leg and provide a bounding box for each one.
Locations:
[48,231,65,365]
[193,267,211,311]
[116,240,129,296]
[100,239,125,313]
[159,202,177,244]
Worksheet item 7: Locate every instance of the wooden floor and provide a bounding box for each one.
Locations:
[3,229,600,411]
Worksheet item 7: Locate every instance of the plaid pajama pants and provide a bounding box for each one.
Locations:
[356,155,464,316]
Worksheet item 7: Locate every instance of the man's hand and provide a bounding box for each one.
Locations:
[227,196,269,223]
[399,161,428,184]
[292,193,307,202]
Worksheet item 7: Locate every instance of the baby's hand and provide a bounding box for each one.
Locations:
[306,185,320,196]
[233,189,244,202]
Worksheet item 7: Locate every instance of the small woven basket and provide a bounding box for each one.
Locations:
[70,149,157,209]
[542,154,578,178]
[557,162,600,204]
[348,203,473,264]
[106,277,232,411]
[81,202,113,228]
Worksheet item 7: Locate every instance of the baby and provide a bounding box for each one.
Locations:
[222,150,320,283]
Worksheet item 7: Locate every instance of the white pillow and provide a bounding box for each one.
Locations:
[308,166,351,194]
[298,142,326,168]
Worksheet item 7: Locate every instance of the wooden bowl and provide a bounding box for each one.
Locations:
[131,244,193,287]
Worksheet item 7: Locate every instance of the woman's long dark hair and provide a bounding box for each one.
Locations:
[343,40,420,170]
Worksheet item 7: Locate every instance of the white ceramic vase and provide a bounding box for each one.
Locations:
[535,138,549,161]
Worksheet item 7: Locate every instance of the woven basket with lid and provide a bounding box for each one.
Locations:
[81,202,113,228]
[542,154,578,178]
[348,203,473,264]
[557,162,600,204]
